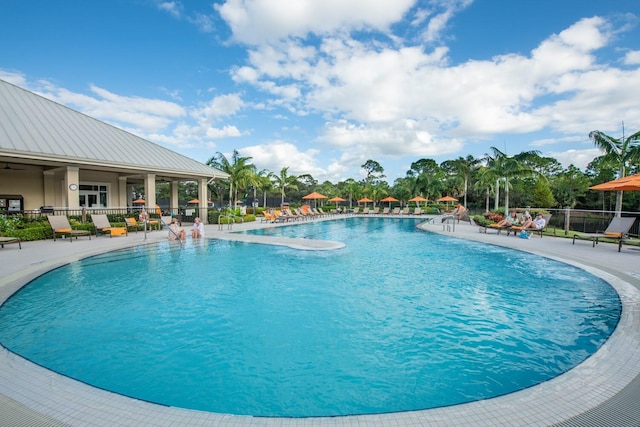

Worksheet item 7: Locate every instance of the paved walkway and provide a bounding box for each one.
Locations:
[0,215,639,426]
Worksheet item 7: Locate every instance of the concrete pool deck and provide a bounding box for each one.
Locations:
[0,214,639,426]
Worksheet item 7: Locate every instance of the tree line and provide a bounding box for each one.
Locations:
[163,128,640,213]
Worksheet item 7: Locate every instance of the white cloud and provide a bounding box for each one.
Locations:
[548,148,602,170]
[224,10,639,167]
[216,0,416,44]
[239,141,325,177]
[623,50,640,65]
[157,1,183,18]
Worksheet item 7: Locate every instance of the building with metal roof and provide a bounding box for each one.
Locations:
[0,79,227,222]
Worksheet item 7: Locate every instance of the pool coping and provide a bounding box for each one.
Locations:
[1,215,639,426]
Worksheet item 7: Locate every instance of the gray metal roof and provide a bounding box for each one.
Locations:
[0,79,227,179]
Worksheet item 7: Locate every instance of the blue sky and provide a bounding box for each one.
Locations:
[1,0,639,183]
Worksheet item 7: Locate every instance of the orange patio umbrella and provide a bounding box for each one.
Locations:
[303,191,327,208]
[328,196,346,206]
[132,198,146,204]
[380,196,399,207]
[408,196,428,207]
[590,173,640,191]
[436,196,458,202]
[357,197,373,207]
[303,191,328,200]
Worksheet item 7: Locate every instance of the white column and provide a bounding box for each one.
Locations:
[170,181,179,216]
[65,166,80,210]
[198,178,208,224]
[144,173,156,210]
[118,177,128,208]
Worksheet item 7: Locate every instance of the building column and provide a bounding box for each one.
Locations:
[64,166,80,210]
[43,170,56,207]
[118,177,128,208]
[198,178,208,224]
[170,181,179,216]
[144,173,156,210]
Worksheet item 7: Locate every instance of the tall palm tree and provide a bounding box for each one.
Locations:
[206,150,254,207]
[589,126,640,216]
[474,166,498,212]
[272,167,299,205]
[485,147,540,214]
[341,178,361,208]
[441,155,480,208]
[254,169,274,208]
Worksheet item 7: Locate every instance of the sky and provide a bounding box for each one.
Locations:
[1,0,639,184]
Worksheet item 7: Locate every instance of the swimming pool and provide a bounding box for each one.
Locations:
[0,217,621,417]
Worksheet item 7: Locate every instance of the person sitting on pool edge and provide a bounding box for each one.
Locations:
[192,217,204,238]
[520,213,546,230]
[168,218,186,240]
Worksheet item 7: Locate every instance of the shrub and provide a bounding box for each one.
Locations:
[471,215,491,227]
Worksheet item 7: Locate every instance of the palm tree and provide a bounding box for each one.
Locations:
[589,126,640,216]
[253,169,274,209]
[341,178,361,208]
[206,150,255,207]
[485,147,540,214]
[474,166,498,212]
[272,167,299,205]
[441,155,480,208]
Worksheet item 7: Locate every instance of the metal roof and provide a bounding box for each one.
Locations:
[0,79,227,179]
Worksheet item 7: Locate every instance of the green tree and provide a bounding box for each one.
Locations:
[441,155,480,208]
[473,166,498,212]
[589,126,640,215]
[551,165,590,208]
[206,150,255,207]
[361,159,385,186]
[272,167,299,205]
[485,147,540,214]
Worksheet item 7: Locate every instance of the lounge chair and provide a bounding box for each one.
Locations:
[91,214,127,237]
[382,207,390,214]
[124,217,141,233]
[572,217,636,252]
[370,207,380,214]
[362,208,370,214]
[392,207,400,215]
[414,207,422,215]
[47,215,91,242]
[0,236,21,249]
[351,207,360,214]
[508,214,552,238]
[401,207,410,215]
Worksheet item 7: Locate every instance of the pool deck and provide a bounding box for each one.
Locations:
[1,214,639,426]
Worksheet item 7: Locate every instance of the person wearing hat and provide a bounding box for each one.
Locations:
[521,213,546,230]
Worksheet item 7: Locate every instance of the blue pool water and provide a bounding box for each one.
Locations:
[0,217,621,417]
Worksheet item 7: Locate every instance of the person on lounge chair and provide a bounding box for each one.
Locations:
[521,213,546,230]
[494,210,519,227]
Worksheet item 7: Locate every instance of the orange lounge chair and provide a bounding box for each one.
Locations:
[91,214,128,237]
[47,215,91,242]
[572,217,635,252]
